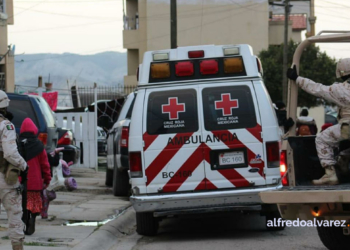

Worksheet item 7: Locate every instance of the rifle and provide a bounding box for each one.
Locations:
[18,139,29,230]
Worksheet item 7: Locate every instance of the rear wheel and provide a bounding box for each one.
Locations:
[112,165,130,196]
[317,225,350,250]
[136,212,159,236]
[105,168,113,187]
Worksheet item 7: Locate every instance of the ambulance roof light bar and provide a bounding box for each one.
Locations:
[223,47,240,56]
[153,52,169,61]
[188,50,204,58]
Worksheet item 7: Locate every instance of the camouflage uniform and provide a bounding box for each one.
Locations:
[296,77,350,168]
[0,115,27,246]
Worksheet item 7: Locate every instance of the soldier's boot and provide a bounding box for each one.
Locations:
[312,166,339,185]
[12,242,23,250]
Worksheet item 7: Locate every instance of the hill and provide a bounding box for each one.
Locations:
[14,51,127,89]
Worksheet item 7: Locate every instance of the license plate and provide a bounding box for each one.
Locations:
[219,151,244,166]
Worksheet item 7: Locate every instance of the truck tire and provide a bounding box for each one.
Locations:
[136,212,159,236]
[265,212,285,231]
[112,165,130,196]
[317,225,350,250]
[105,168,113,187]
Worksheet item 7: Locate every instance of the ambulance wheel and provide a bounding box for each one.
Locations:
[317,225,350,250]
[112,166,130,197]
[105,168,113,187]
[265,212,285,231]
[136,212,159,236]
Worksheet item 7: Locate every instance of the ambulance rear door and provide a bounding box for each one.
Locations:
[199,81,266,189]
[143,85,206,194]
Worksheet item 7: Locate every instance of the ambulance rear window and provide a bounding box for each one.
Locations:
[147,89,198,135]
[202,86,257,131]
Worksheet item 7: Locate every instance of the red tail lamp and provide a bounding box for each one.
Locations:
[175,61,194,77]
[200,60,218,75]
[188,50,204,58]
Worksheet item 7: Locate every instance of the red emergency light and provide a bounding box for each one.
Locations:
[175,61,194,77]
[188,50,205,58]
[200,60,218,75]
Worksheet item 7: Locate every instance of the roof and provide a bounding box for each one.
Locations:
[270,14,307,31]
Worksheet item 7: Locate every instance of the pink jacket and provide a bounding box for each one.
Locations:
[20,118,51,191]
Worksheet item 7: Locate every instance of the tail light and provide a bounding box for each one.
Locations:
[58,131,73,145]
[280,150,289,186]
[266,141,279,168]
[38,133,48,146]
[188,50,204,58]
[175,61,194,77]
[129,152,143,178]
[200,59,219,75]
[120,127,129,148]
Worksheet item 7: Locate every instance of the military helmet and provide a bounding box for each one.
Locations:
[0,91,9,108]
[336,58,350,78]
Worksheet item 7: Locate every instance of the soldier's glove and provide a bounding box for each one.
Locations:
[287,65,299,81]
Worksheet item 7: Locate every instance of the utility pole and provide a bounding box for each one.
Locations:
[282,0,290,104]
[170,0,177,49]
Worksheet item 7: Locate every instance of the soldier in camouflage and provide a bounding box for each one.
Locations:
[0,90,27,250]
[287,58,350,185]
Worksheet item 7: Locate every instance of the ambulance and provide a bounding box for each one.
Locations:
[128,44,283,235]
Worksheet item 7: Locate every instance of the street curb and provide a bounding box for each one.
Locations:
[72,205,136,250]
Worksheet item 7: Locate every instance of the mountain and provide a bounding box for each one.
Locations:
[14,51,127,89]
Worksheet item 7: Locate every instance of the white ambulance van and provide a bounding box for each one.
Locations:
[128,44,283,235]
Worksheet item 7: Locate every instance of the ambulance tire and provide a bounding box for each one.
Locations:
[265,213,285,231]
[105,168,113,187]
[317,225,350,250]
[136,212,159,236]
[112,166,130,197]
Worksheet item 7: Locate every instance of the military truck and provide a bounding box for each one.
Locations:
[260,31,350,250]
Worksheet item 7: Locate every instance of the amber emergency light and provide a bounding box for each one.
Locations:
[151,63,170,79]
[224,57,244,74]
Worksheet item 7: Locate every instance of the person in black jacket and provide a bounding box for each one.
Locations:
[274,101,294,133]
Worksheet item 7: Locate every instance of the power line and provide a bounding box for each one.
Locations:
[9,0,48,18]
[9,19,120,33]
[318,0,350,9]
[14,6,117,20]
[15,0,118,3]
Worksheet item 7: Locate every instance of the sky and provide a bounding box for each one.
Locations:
[7,0,350,59]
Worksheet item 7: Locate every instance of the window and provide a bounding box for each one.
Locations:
[125,96,136,119]
[33,96,56,127]
[7,100,39,129]
[0,0,5,14]
[202,86,257,131]
[147,89,198,135]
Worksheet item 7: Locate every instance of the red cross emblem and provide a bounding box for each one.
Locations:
[215,93,239,116]
[162,97,186,120]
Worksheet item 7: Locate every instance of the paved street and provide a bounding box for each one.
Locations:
[0,161,329,250]
[0,160,131,250]
[110,212,327,250]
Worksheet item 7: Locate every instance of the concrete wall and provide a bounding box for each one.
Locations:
[0,0,14,91]
[123,0,307,86]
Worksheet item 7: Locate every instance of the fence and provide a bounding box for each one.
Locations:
[14,85,137,108]
[56,111,98,169]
